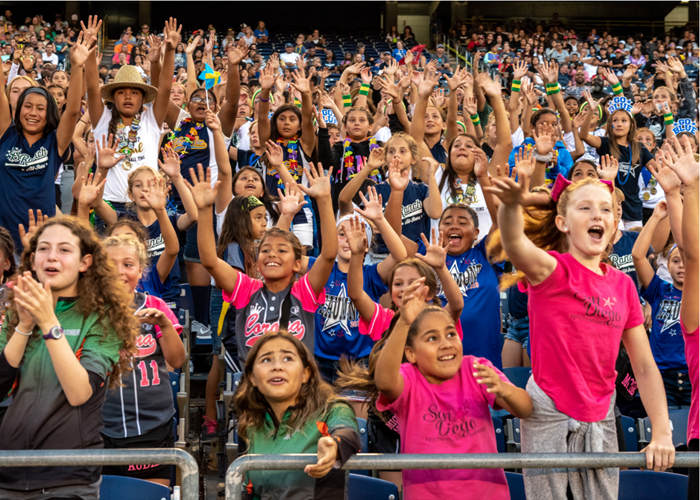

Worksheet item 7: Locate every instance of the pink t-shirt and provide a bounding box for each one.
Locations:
[376,357,511,500]
[519,251,644,422]
[359,303,463,341]
[682,320,699,442]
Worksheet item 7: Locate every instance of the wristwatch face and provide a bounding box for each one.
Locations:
[44,326,63,340]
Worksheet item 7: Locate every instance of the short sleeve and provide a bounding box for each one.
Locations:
[142,105,166,137]
[78,320,121,378]
[364,264,388,301]
[640,145,654,167]
[358,303,395,341]
[376,362,414,415]
[642,274,665,305]
[222,273,264,309]
[417,182,429,203]
[291,273,326,313]
[522,251,564,294]
[596,136,611,157]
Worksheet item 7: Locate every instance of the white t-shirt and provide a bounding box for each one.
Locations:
[93,104,164,203]
[42,53,58,66]
[280,52,300,67]
[237,120,252,152]
[373,126,392,143]
[430,165,492,240]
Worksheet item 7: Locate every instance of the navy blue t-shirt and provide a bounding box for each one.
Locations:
[372,180,430,254]
[610,230,653,296]
[117,211,182,308]
[136,262,171,298]
[596,137,653,222]
[167,119,214,211]
[0,127,66,251]
[507,283,529,319]
[643,274,686,372]
[428,140,447,167]
[417,237,504,369]
[311,259,388,360]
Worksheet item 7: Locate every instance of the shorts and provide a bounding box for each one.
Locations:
[661,369,692,408]
[622,220,643,230]
[364,252,389,266]
[505,315,529,350]
[184,224,201,262]
[102,420,174,480]
[0,480,100,500]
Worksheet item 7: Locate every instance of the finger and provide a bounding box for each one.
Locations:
[645,447,654,471]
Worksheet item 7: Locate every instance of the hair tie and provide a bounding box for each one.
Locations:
[336,214,372,247]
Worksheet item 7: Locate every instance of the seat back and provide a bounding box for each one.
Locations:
[506,418,521,453]
[492,416,506,453]
[505,472,526,500]
[669,408,690,448]
[356,417,368,453]
[100,475,170,500]
[348,473,399,500]
[620,415,639,452]
[618,470,688,500]
[502,367,532,390]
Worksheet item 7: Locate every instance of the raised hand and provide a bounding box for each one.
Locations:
[185,164,219,209]
[666,56,687,77]
[298,163,332,199]
[649,160,682,194]
[631,101,644,116]
[259,64,276,91]
[80,15,102,41]
[163,17,182,51]
[265,140,284,167]
[421,156,439,178]
[388,157,409,192]
[404,51,414,67]
[277,182,307,216]
[227,39,249,66]
[360,67,372,84]
[366,147,385,171]
[484,176,528,207]
[204,33,214,54]
[446,67,471,92]
[582,90,602,114]
[653,200,668,220]
[416,228,448,270]
[523,81,538,105]
[398,278,429,325]
[70,31,95,68]
[476,71,501,97]
[513,60,528,81]
[418,77,435,99]
[147,35,163,63]
[432,88,446,108]
[473,360,514,397]
[597,154,619,181]
[539,60,557,84]
[622,64,638,82]
[344,62,365,76]
[572,108,588,130]
[185,35,201,56]
[658,136,699,185]
[158,145,182,179]
[18,209,49,250]
[345,216,369,255]
[290,69,311,95]
[142,177,167,211]
[465,95,478,116]
[304,436,338,479]
[77,172,106,209]
[355,186,384,221]
[472,147,489,178]
[96,134,126,169]
[600,67,619,86]
[533,122,556,156]
[384,58,398,77]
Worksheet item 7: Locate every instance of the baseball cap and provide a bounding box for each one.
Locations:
[240,23,248,28]
[285,43,293,48]
[19,25,27,31]
[437,44,444,48]
[71,14,78,21]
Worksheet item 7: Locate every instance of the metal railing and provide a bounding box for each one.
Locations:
[0,449,199,499]
[225,452,699,500]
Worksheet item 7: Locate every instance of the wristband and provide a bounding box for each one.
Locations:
[470,114,480,125]
[259,97,269,102]
[534,151,554,163]
[342,94,352,107]
[294,97,301,108]
[664,113,674,125]
[511,79,521,92]
[359,83,370,96]
[15,327,33,337]
[611,82,623,96]
[545,83,560,95]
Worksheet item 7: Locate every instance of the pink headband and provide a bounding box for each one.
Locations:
[550,174,614,202]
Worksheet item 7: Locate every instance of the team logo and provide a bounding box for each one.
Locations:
[135,333,157,358]
[244,304,305,346]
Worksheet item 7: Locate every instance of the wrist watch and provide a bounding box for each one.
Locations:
[42,325,64,341]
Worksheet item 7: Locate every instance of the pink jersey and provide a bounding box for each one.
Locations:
[682,320,699,441]
[376,357,511,500]
[359,303,463,341]
[519,251,644,422]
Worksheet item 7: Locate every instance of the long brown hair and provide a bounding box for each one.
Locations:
[6,216,137,386]
[233,330,344,443]
[606,109,640,167]
[216,196,261,277]
[487,178,614,289]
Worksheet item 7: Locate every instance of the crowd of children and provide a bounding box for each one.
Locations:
[0,10,697,500]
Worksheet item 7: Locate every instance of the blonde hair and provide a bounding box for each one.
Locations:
[103,234,150,272]
[5,76,38,101]
[384,132,419,165]
[126,166,165,207]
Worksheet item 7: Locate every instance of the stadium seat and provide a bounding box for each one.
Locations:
[641,408,690,449]
[356,417,368,453]
[505,472,526,500]
[100,475,170,500]
[618,470,688,500]
[492,416,506,453]
[502,367,532,390]
[620,415,639,452]
[506,418,522,452]
[348,474,399,500]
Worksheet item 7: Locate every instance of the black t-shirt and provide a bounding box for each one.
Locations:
[596,136,653,221]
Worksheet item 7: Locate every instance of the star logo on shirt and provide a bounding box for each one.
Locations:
[322,284,353,337]
[668,329,678,337]
[602,297,617,309]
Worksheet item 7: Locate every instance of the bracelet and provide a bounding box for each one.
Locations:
[359,83,370,96]
[470,114,480,125]
[15,327,33,337]
[611,82,623,96]
[534,151,554,163]
[511,79,521,92]
[664,113,674,125]
[294,98,301,108]
[342,94,352,107]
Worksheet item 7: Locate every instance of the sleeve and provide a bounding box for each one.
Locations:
[291,273,326,313]
[677,77,697,120]
[640,145,654,167]
[524,251,565,294]
[358,303,394,341]
[143,105,166,137]
[363,264,389,301]
[77,319,122,379]
[596,136,611,157]
[150,296,183,338]
[326,403,362,462]
[642,274,663,304]
[624,275,645,330]
[418,182,430,206]
[376,362,413,414]
[415,239,427,256]
[511,127,525,149]
[222,273,264,309]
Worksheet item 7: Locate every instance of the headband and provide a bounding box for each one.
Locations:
[244,195,264,210]
[336,214,372,247]
[550,173,614,202]
[669,243,679,257]
[672,118,697,136]
[579,101,603,119]
[456,121,466,134]
[23,87,50,100]
[251,88,274,107]
[607,96,633,115]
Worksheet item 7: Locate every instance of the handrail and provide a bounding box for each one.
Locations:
[100,15,109,52]
[225,452,699,500]
[0,448,199,499]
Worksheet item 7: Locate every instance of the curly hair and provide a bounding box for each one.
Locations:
[233,330,344,443]
[0,227,16,284]
[6,216,138,387]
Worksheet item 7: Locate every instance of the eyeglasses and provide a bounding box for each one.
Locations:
[191,96,215,104]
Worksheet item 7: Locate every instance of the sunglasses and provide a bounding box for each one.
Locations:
[191,96,215,104]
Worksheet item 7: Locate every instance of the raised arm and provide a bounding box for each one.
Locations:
[417,230,464,321]
[219,40,246,137]
[337,147,383,216]
[205,111,233,213]
[153,18,180,127]
[632,202,666,290]
[477,72,512,176]
[256,64,275,147]
[541,61,571,135]
[421,156,443,219]
[409,71,436,163]
[445,68,471,146]
[578,91,603,149]
[0,50,12,138]
[82,16,105,125]
[157,145,198,230]
[650,155,684,253]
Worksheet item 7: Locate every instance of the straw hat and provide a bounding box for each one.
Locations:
[101,65,157,104]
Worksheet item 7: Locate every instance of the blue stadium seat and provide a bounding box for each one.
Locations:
[505,472,526,500]
[502,367,532,390]
[492,416,506,453]
[233,370,243,388]
[618,470,688,500]
[506,418,521,452]
[169,370,180,420]
[642,408,690,449]
[348,474,399,500]
[100,475,170,500]
[620,415,639,452]
[356,417,368,453]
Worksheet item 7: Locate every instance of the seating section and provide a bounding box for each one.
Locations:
[100,475,170,500]
[502,367,532,390]
[640,408,690,449]
[618,470,688,500]
[347,473,400,500]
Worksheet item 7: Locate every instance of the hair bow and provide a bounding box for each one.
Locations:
[550,174,614,202]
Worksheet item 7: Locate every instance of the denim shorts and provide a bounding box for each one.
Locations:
[661,369,692,408]
[505,315,530,350]
[184,224,201,262]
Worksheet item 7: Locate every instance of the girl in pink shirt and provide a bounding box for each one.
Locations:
[486,172,675,499]
[657,136,698,500]
[373,280,532,500]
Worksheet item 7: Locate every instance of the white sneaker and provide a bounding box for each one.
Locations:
[192,320,212,340]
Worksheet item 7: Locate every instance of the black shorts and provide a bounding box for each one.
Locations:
[102,420,174,480]
[367,411,400,455]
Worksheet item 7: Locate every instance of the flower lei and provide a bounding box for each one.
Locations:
[267,135,303,187]
[340,137,381,182]
[167,117,205,159]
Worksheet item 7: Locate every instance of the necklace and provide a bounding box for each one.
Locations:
[267,135,302,187]
[115,113,142,171]
[340,137,380,183]
[167,117,205,159]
